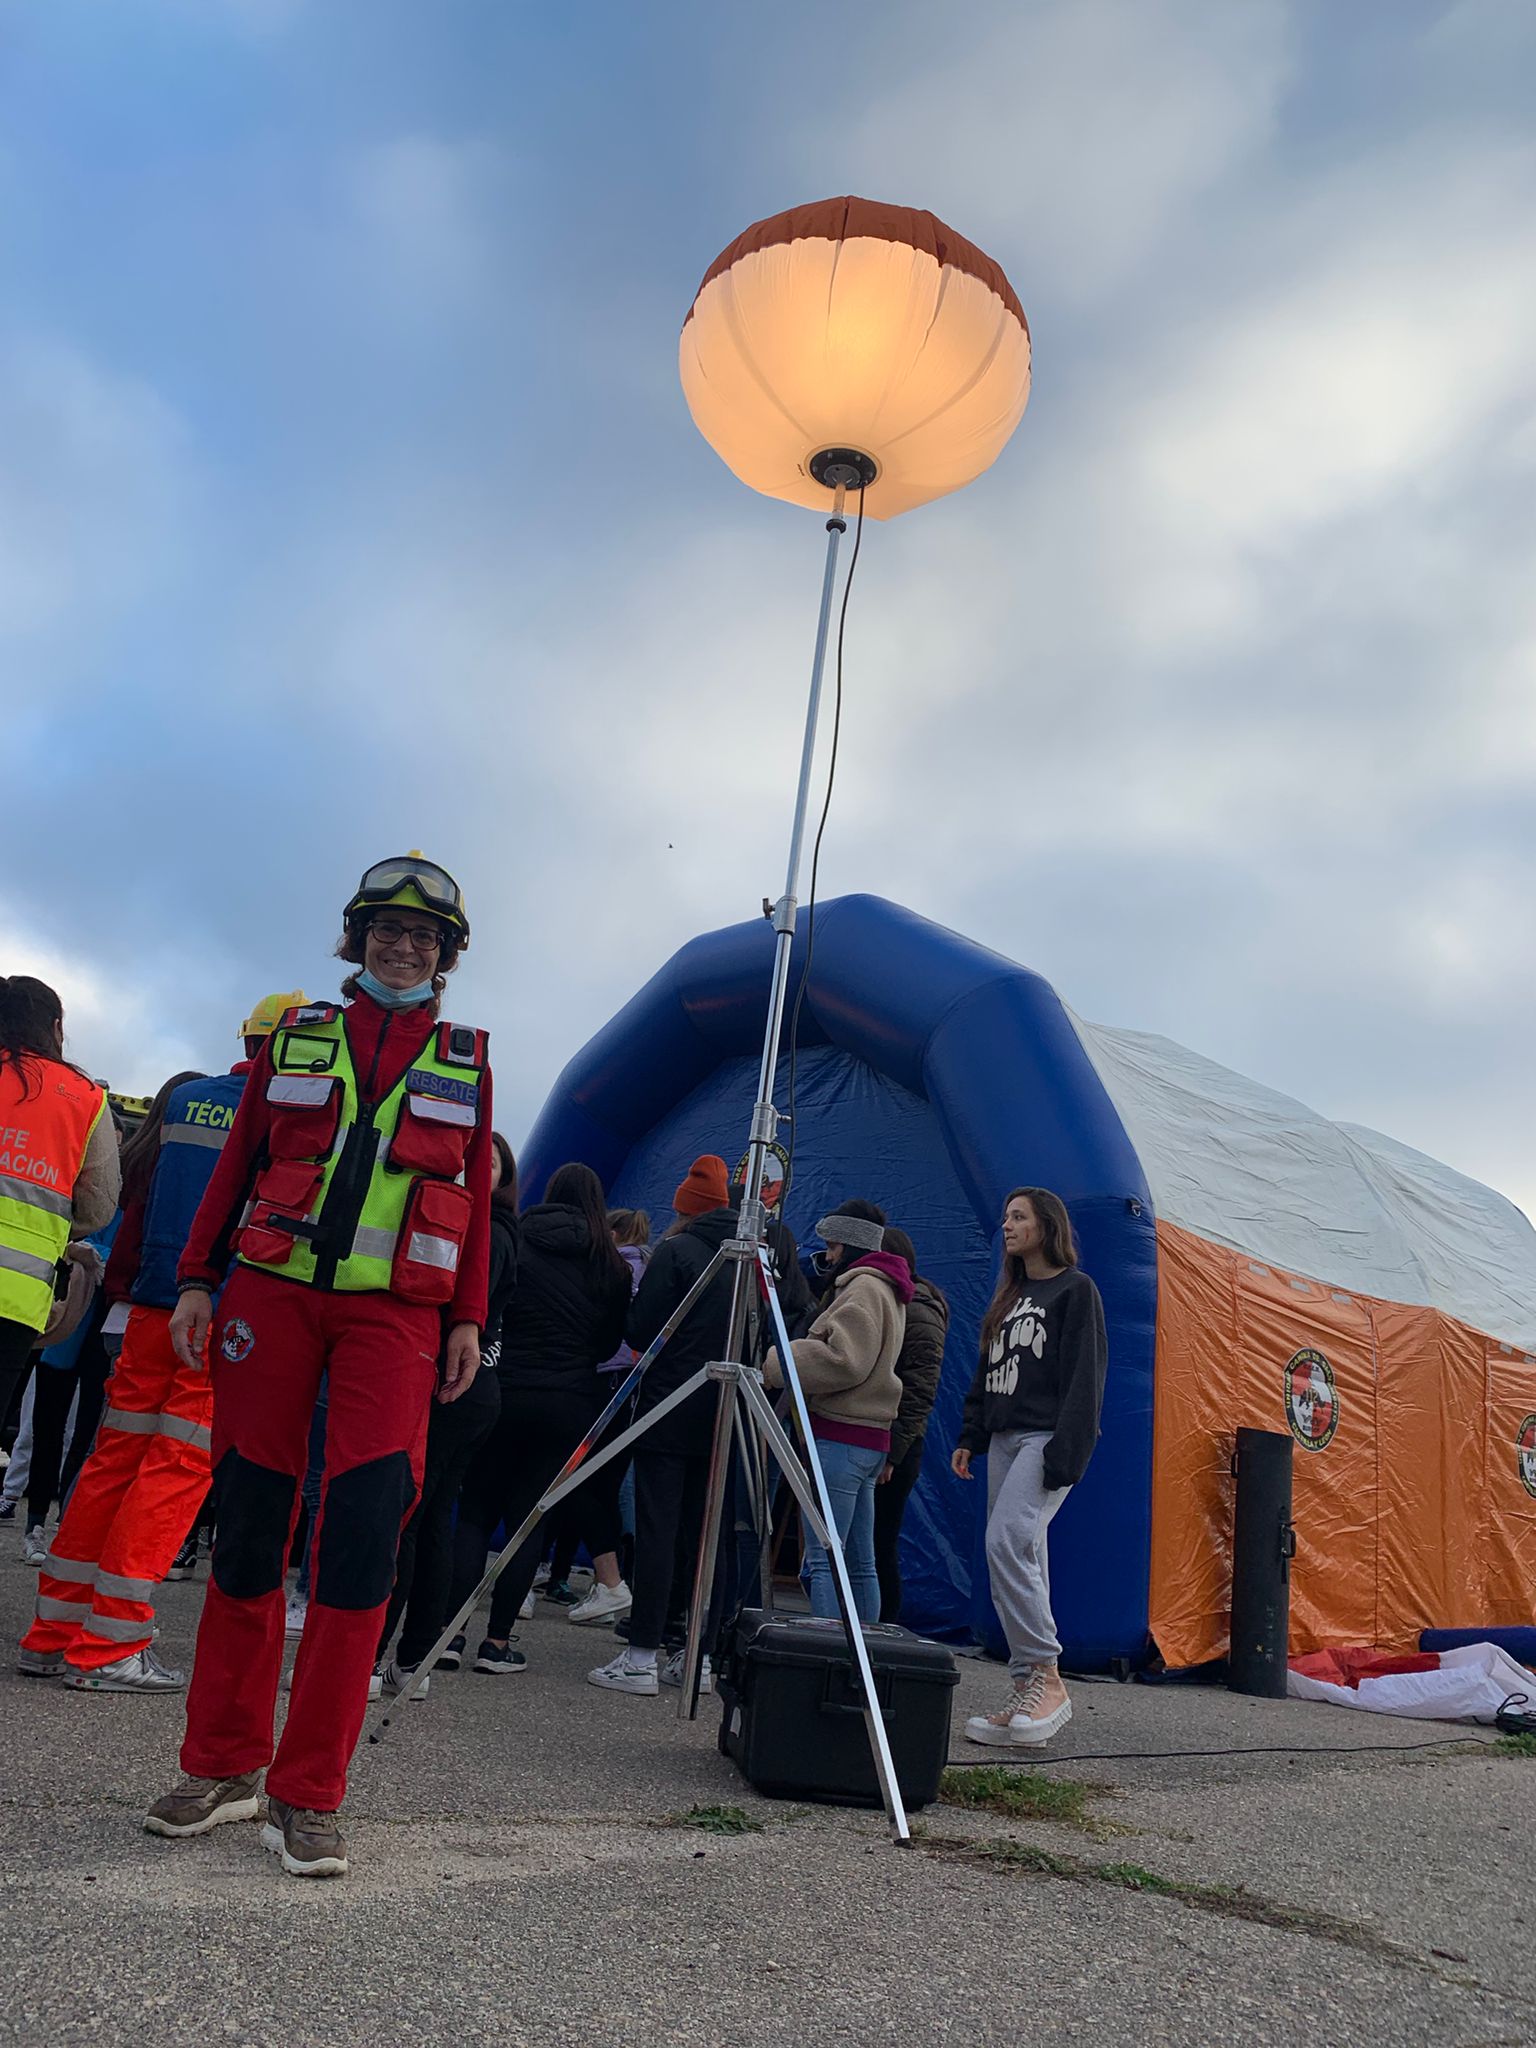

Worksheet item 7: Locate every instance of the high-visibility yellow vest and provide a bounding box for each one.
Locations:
[237,1005,486,1304]
[0,1058,108,1332]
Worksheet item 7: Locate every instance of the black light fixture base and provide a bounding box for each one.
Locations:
[810,446,878,491]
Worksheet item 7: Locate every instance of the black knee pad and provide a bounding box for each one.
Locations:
[211,1449,297,1600]
[315,1451,417,1611]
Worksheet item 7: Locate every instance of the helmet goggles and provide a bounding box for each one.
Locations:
[345,855,470,947]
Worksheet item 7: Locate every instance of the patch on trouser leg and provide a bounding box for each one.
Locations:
[314,1453,417,1610]
[211,1450,298,1599]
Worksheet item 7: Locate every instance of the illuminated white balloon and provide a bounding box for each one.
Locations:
[680,195,1031,519]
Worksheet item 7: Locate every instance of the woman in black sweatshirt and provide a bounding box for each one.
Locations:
[446,1161,630,1675]
[954,1186,1106,1749]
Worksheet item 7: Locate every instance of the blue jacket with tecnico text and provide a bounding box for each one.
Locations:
[132,1070,249,1308]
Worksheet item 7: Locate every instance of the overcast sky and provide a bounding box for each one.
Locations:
[3,0,1534,1221]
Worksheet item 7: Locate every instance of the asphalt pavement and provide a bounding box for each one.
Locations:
[0,1552,1529,2046]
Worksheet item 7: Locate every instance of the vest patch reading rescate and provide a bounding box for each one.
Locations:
[404,1068,479,1109]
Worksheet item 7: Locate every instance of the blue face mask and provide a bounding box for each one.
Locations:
[355,967,434,1010]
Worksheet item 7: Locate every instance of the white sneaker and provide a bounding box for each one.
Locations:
[284,1596,308,1637]
[659,1649,712,1694]
[586,1651,658,1695]
[381,1658,429,1702]
[568,1580,632,1627]
[519,1592,535,1619]
[21,1526,48,1568]
[532,1562,551,1589]
[63,1646,185,1693]
[964,1671,1073,1747]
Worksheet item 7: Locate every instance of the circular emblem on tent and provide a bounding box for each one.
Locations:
[1284,1349,1338,1450]
[220,1317,256,1364]
[1518,1415,1536,1500]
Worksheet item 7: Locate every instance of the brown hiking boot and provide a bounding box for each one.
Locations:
[262,1796,348,1878]
[144,1771,262,1838]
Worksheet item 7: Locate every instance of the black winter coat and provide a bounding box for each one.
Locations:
[627,1204,812,1456]
[889,1277,949,1467]
[481,1206,520,1356]
[495,1202,631,1404]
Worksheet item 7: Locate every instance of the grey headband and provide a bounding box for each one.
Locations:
[815,1211,885,1254]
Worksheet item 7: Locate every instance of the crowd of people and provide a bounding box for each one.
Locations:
[1,851,1108,1881]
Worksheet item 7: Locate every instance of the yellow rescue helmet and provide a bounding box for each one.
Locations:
[240,990,307,1041]
[341,852,470,949]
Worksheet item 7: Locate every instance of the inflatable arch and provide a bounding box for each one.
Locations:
[520,895,1536,1669]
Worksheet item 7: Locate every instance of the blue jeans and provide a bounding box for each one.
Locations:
[801,1438,884,1624]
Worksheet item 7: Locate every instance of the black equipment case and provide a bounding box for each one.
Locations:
[716,1608,959,1810]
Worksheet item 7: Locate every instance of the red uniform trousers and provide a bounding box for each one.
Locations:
[22,1305,213,1671]
[180,1266,437,1812]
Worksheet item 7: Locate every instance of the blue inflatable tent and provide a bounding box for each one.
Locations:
[520,893,1158,1670]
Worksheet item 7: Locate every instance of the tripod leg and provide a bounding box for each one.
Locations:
[673,1363,737,1720]
[758,1254,911,1844]
[368,1360,713,1738]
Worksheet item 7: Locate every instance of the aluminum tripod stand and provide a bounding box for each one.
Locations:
[373,463,912,1843]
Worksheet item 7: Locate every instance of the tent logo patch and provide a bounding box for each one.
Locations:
[1284,1348,1338,1450]
[220,1317,256,1364]
[1518,1415,1536,1500]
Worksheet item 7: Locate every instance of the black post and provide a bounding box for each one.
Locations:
[1228,1427,1295,1697]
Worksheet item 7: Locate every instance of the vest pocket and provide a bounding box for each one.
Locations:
[391,1177,471,1305]
[388,1091,473,1179]
[265,1076,343,1161]
[239,1161,325,1266]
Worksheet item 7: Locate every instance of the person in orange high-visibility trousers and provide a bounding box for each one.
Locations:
[18,996,304,1691]
[145,856,491,1882]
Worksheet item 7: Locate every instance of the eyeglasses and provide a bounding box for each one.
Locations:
[369,917,443,953]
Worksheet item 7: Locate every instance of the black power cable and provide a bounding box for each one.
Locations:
[782,485,866,1211]
[944,1734,1497,1769]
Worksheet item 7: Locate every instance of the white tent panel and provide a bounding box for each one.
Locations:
[1067,1014,1536,1353]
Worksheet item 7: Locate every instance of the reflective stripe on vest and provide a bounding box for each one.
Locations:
[267,1076,334,1107]
[160,1123,227,1150]
[0,1059,107,1331]
[0,1242,58,1285]
[0,1173,72,1218]
[239,1011,484,1296]
[407,1231,460,1273]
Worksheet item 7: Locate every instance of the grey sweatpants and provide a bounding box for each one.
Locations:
[985,1430,1070,1676]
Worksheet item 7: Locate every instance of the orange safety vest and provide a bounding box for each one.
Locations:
[0,1057,108,1331]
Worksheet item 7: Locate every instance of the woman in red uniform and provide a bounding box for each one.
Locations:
[144,855,493,1880]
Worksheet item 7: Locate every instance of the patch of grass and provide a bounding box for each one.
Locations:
[1096,1861,1187,1895]
[921,1833,1424,1972]
[940,1764,1102,1830]
[1493,1731,1536,1758]
[668,1804,764,1836]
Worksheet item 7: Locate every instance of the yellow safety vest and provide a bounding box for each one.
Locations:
[0,1058,108,1332]
[237,1005,486,1304]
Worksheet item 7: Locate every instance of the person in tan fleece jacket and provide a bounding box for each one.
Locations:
[764,1201,913,1622]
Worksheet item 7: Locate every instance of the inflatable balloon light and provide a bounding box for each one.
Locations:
[680,195,1031,519]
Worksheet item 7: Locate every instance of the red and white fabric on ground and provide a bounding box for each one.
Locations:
[1288,1642,1534,1723]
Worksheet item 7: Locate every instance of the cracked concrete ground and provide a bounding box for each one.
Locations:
[0,1559,1530,2047]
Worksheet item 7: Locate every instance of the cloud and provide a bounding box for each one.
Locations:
[0,334,195,647]
[814,0,1293,302]
[0,918,205,1097]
